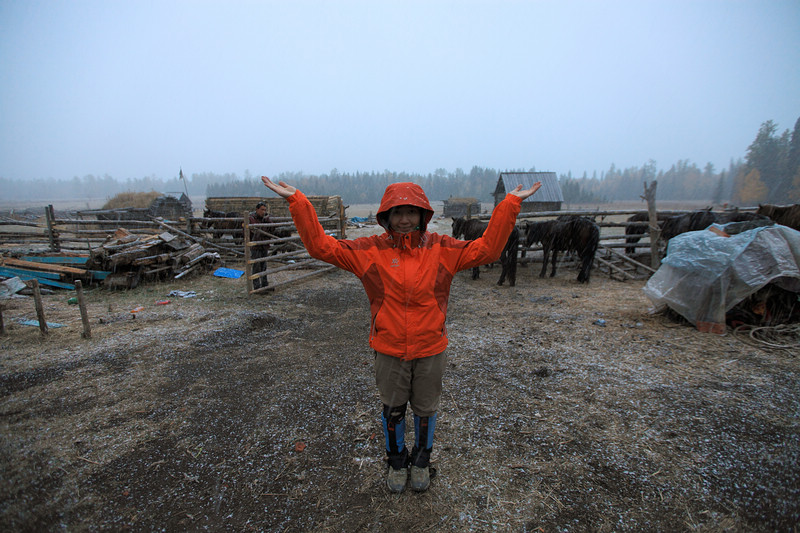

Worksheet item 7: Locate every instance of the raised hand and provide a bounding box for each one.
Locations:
[261,176,297,199]
[508,182,542,200]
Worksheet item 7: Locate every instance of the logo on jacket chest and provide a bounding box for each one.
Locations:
[390,257,400,267]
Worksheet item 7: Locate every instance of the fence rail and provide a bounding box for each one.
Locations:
[2,203,755,289]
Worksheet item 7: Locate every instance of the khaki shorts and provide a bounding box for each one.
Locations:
[375,351,446,417]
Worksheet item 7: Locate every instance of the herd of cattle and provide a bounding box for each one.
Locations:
[452,203,800,286]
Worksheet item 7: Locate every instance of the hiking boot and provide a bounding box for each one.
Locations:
[410,465,435,492]
[386,466,408,493]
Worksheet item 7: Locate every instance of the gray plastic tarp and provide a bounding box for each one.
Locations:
[643,224,800,334]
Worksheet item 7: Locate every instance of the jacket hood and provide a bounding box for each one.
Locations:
[376,182,434,233]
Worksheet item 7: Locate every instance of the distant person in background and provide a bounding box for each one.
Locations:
[261,175,540,493]
[249,202,271,290]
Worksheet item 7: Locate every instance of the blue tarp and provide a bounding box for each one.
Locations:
[643,223,800,333]
[18,319,65,328]
[213,267,244,279]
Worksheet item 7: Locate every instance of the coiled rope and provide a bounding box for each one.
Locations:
[732,324,800,352]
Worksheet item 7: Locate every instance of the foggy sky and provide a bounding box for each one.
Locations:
[1,0,798,183]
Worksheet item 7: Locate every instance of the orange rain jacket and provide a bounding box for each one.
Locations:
[287,182,523,360]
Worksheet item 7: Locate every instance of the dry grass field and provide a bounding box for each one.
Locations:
[2,208,799,531]
[2,198,799,531]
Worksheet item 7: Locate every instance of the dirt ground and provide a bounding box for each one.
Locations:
[1,219,800,532]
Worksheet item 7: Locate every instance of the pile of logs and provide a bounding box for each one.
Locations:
[88,228,221,289]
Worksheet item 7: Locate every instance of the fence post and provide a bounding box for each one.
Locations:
[45,205,60,252]
[243,215,253,294]
[75,280,92,339]
[31,279,48,336]
[338,198,346,239]
[643,181,660,270]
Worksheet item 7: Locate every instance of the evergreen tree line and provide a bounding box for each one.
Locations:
[559,116,800,206]
[205,167,504,204]
[730,118,800,205]
[2,117,797,207]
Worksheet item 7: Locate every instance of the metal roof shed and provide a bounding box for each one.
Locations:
[494,171,563,213]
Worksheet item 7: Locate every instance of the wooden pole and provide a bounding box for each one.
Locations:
[31,279,48,336]
[642,181,660,270]
[243,215,254,294]
[74,280,92,339]
[338,198,347,239]
[45,204,60,252]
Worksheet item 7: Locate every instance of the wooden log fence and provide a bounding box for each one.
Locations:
[492,202,755,281]
[1,200,754,287]
[244,215,343,295]
[506,207,677,267]
[1,200,349,292]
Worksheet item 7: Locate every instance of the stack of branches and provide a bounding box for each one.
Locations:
[89,228,221,289]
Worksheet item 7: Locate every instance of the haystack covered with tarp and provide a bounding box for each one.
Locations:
[643,223,800,334]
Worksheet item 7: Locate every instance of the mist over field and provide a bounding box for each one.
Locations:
[1,2,798,207]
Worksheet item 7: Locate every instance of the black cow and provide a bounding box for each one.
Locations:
[451,217,519,286]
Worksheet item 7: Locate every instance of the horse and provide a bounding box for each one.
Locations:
[525,216,599,283]
[201,209,244,242]
[756,204,800,231]
[661,209,772,244]
[660,208,717,243]
[451,217,519,286]
[624,212,670,255]
[451,217,487,245]
[522,220,557,259]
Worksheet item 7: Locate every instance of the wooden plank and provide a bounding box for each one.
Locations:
[261,257,323,276]
[90,270,111,280]
[1,257,87,275]
[0,266,62,280]
[604,246,657,273]
[0,219,41,228]
[251,265,337,293]
[21,256,89,265]
[595,256,634,279]
[0,269,75,289]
